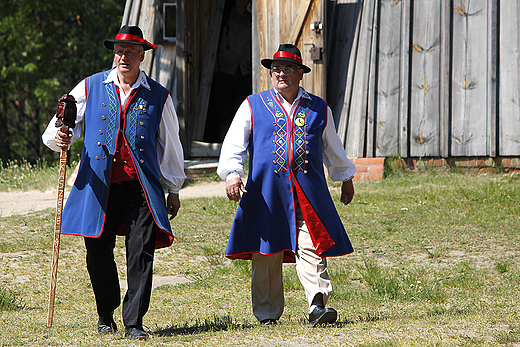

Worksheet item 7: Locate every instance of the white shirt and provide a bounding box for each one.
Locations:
[42,69,186,194]
[217,87,356,181]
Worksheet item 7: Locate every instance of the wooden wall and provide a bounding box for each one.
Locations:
[121,0,518,159]
[329,0,507,159]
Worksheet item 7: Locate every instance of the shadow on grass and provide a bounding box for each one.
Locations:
[153,315,255,336]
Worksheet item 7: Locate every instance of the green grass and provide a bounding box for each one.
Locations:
[0,166,520,346]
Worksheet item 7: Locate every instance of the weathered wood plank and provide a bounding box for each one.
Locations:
[139,0,157,74]
[128,0,142,26]
[345,0,376,158]
[451,0,489,156]
[300,0,325,97]
[499,0,520,155]
[409,0,442,157]
[121,0,134,26]
[285,0,313,44]
[365,0,379,157]
[375,0,402,157]
[439,0,450,157]
[399,0,410,158]
[487,0,497,157]
[336,1,363,147]
[150,44,176,92]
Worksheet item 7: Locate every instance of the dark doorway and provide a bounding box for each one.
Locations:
[203,0,252,143]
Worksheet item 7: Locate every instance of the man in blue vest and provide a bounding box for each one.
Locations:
[217,44,356,327]
[42,25,186,340]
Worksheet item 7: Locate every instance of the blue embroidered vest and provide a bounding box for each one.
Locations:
[61,70,173,248]
[225,89,353,261]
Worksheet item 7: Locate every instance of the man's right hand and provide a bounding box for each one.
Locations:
[54,126,72,150]
[225,177,247,202]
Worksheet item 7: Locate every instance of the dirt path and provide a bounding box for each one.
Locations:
[0,181,226,217]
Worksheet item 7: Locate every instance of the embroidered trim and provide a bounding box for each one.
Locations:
[260,90,287,172]
[126,90,147,150]
[104,71,118,153]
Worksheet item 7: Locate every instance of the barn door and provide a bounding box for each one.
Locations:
[252,0,326,98]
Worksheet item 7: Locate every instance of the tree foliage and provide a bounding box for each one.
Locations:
[0,0,124,165]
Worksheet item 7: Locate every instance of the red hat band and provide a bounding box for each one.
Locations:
[273,51,303,65]
[114,33,158,49]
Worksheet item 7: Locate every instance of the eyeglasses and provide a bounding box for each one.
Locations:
[270,67,299,75]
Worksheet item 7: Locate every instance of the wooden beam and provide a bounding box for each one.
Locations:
[191,0,226,141]
[285,0,313,44]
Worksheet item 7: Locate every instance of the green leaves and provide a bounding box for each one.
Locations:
[0,0,124,164]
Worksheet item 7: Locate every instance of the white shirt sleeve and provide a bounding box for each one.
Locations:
[41,80,86,152]
[157,94,187,194]
[216,99,252,180]
[322,106,356,181]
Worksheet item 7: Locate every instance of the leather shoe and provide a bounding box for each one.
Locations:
[97,313,117,334]
[260,319,277,326]
[309,305,337,327]
[125,326,148,340]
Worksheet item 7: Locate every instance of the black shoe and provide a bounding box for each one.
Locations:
[125,326,148,340]
[97,313,117,334]
[260,319,277,326]
[309,305,337,327]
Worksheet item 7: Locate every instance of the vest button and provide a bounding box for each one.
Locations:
[113,158,117,162]
[102,116,106,120]
[140,149,144,152]
[273,131,276,135]
[140,136,145,140]
[140,121,144,126]
[305,160,309,164]
[306,150,309,154]
[95,156,99,160]
[97,142,101,146]
[304,170,308,174]
[272,160,276,164]
[140,159,145,163]
[102,103,106,107]
[99,130,103,134]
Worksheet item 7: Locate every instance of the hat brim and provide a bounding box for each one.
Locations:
[104,39,155,51]
[261,58,311,73]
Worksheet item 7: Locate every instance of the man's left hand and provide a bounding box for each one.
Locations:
[340,180,354,205]
[167,193,180,220]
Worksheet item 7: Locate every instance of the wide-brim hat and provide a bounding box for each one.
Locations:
[104,25,157,51]
[261,44,311,73]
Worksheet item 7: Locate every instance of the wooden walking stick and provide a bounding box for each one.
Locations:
[47,94,77,328]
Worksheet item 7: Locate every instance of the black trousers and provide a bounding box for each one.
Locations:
[84,180,157,328]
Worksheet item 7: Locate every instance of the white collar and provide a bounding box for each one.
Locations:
[274,86,311,104]
[103,68,151,91]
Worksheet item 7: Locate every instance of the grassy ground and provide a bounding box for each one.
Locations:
[1,162,520,346]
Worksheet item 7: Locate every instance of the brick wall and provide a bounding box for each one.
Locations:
[351,158,385,182]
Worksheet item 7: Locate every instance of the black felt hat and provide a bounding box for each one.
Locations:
[261,44,311,73]
[104,25,157,51]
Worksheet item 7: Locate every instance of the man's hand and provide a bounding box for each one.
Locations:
[54,126,72,150]
[226,177,247,202]
[167,193,180,220]
[340,179,354,205]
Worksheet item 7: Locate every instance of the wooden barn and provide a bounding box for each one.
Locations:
[120,0,520,172]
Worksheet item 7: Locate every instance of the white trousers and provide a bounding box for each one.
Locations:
[251,204,332,321]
